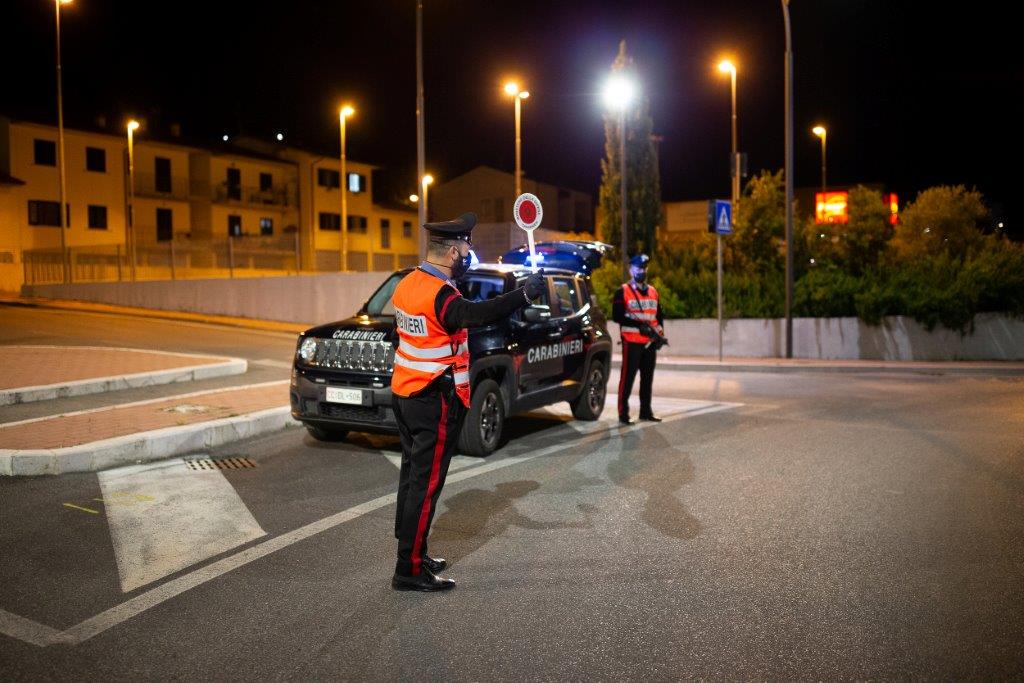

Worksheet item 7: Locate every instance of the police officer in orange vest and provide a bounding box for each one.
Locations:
[390,212,546,592]
[613,253,665,425]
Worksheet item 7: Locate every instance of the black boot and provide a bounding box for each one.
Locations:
[639,413,662,422]
[392,568,456,592]
[422,556,448,573]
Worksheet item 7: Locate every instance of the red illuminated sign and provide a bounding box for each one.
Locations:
[815,192,848,224]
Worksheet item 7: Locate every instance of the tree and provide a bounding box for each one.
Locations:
[838,185,892,274]
[892,185,988,258]
[598,40,663,261]
[729,169,786,272]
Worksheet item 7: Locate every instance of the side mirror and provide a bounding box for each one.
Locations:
[523,305,552,324]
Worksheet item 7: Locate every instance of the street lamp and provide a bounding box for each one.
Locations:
[812,125,827,193]
[603,75,635,281]
[54,0,73,283]
[409,194,419,203]
[421,174,434,226]
[339,104,354,271]
[504,81,530,199]
[716,58,739,363]
[126,120,140,282]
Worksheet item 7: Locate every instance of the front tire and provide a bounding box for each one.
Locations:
[570,360,607,421]
[305,424,350,442]
[458,378,505,457]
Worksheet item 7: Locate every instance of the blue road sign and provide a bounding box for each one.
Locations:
[708,200,733,235]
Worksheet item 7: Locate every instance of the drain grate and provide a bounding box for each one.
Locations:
[185,457,257,471]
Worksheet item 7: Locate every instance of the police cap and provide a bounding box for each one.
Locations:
[424,212,476,243]
[630,253,650,268]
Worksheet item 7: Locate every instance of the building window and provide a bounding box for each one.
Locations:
[155,157,172,193]
[27,200,66,226]
[87,205,108,230]
[347,172,366,193]
[34,139,57,166]
[260,217,274,236]
[317,168,340,188]
[228,214,242,237]
[259,172,272,192]
[347,215,367,233]
[157,208,173,241]
[226,167,241,200]
[494,197,506,222]
[403,221,412,238]
[86,147,106,173]
[380,219,391,249]
[319,212,341,230]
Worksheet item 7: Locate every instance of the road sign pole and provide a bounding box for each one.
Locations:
[717,233,723,362]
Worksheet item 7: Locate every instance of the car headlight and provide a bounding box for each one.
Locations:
[298,337,318,362]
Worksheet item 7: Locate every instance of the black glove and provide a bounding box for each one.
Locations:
[638,322,655,336]
[523,273,546,300]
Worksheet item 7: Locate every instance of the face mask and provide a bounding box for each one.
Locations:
[451,249,471,280]
[633,270,647,284]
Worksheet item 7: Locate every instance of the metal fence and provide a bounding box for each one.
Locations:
[22,236,418,285]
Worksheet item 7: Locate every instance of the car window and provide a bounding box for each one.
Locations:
[459,275,506,302]
[366,272,405,316]
[552,277,583,317]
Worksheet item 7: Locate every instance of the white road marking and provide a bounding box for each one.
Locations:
[98,458,266,593]
[0,609,71,647]
[381,452,483,473]
[2,399,741,647]
[252,358,293,369]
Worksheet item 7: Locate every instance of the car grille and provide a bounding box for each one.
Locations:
[318,403,385,422]
[307,338,395,373]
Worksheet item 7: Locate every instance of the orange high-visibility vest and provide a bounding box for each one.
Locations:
[391,268,471,407]
[620,283,662,344]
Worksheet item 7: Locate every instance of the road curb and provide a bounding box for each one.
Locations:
[0,355,248,406]
[609,355,1024,376]
[0,406,297,476]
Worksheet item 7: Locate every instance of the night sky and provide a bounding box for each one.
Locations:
[2,0,1019,234]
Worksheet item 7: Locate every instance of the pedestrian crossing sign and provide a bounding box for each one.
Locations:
[708,199,733,235]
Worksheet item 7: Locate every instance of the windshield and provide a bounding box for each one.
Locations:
[365,272,405,316]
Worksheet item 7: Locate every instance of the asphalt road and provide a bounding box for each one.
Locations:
[2,305,1024,679]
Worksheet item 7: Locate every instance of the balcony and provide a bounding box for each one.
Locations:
[212,182,296,208]
[132,172,190,201]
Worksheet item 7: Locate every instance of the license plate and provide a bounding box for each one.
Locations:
[325,387,364,405]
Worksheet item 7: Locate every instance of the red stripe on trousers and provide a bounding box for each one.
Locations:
[618,340,628,414]
[411,393,448,576]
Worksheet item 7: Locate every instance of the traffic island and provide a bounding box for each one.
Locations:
[0,380,295,476]
[0,346,247,405]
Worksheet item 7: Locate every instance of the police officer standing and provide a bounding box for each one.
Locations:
[613,253,665,425]
[390,212,545,592]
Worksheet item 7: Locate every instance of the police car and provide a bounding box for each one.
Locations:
[499,240,612,275]
[291,261,612,456]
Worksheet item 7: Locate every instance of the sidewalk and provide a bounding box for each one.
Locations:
[0,381,293,476]
[0,345,247,405]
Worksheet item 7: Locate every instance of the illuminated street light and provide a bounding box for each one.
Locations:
[409,194,419,203]
[715,57,739,363]
[812,125,827,192]
[603,74,636,280]
[276,132,284,141]
[504,80,530,198]
[339,105,355,271]
[126,120,141,282]
[422,174,434,223]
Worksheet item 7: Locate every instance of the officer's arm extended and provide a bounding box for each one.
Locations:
[435,284,530,333]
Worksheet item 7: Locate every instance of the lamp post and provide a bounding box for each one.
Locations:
[503,82,530,199]
[421,174,434,227]
[603,75,635,282]
[339,105,354,271]
[782,0,794,358]
[54,0,73,283]
[717,59,738,362]
[415,0,426,261]
[812,125,827,193]
[126,120,140,282]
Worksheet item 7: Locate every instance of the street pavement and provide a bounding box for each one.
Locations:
[2,304,1024,679]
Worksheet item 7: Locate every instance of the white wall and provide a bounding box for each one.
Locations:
[608,314,1024,361]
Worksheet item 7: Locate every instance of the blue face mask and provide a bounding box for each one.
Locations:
[632,270,647,284]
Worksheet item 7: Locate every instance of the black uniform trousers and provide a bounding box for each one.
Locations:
[392,375,467,576]
[618,339,657,420]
